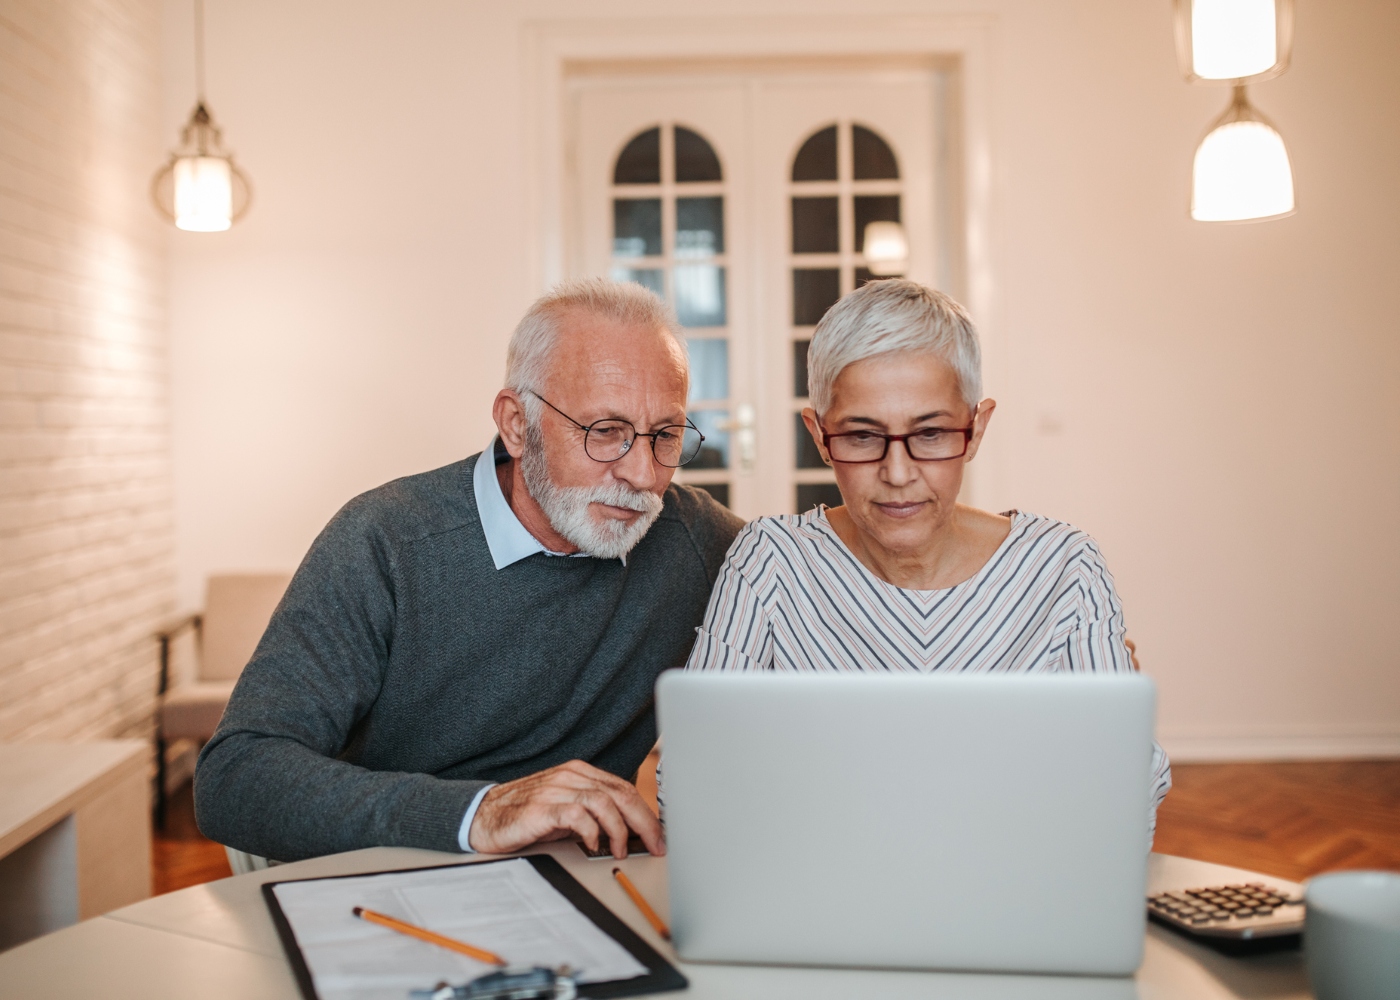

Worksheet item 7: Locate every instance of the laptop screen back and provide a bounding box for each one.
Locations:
[656,672,1155,976]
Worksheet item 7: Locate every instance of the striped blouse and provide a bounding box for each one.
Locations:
[683,507,1172,829]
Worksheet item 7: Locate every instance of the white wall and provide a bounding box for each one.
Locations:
[0,0,175,741]
[163,0,1400,760]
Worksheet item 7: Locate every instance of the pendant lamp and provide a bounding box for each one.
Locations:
[1175,0,1294,84]
[151,0,251,232]
[1191,86,1294,222]
[862,222,909,276]
[1176,0,1296,222]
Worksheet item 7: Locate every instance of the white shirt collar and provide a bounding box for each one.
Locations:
[473,437,612,570]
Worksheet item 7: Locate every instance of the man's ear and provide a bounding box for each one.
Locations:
[493,390,528,459]
[964,398,997,463]
[799,407,832,466]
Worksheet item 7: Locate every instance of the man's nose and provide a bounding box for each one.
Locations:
[612,434,661,491]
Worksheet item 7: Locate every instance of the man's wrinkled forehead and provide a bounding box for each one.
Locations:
[547,307,689,382]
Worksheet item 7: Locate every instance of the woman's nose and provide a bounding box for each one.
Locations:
[880,439,919,485]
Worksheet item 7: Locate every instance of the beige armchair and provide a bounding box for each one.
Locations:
[154,573,291,825]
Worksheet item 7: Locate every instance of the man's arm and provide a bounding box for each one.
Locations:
[196,494,665,863]
[194,499,484,862]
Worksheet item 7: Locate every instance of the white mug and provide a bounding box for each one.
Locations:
[1304,870,1400,1000]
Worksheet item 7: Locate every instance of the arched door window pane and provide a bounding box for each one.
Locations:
[852,124,900,180]
[791,124,838,181]
[610,123,731,506]
[613,127,661,184]
[788,121,903,511]
[675,126,723,182]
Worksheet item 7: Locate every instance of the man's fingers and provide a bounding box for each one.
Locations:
[573,789,634,859]
[559,764,664,857]
[557,802,603,854]
[468,762,666,857]
[588,776,665,857]
[613,789,666,856]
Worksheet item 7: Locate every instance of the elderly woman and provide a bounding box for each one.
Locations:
[685,279,1171,828]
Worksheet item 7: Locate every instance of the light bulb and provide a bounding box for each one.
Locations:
[863,221,908,276]
[174,156,233,232]
[1192,0,1277,80]
[1192,118,1294,222]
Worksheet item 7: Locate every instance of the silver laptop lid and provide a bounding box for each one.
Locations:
[656,671,1155,976]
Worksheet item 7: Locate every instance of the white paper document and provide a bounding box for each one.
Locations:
[271,859,648,1000]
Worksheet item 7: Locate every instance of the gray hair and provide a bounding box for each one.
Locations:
[505,278,686,417]
[807,279,982,414]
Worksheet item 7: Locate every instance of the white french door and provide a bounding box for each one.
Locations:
[569,64,947,520]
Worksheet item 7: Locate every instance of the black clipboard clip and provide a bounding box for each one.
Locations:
[410,966,579,1000]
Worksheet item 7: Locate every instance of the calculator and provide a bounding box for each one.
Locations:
[1147,882,1304,952]
[576,834,650,860]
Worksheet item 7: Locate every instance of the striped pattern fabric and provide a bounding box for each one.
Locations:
[684,507,1172,829]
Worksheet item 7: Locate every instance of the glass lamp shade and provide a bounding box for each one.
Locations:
[152,102,251,230]
[1175,0,1294,84]
[1191,88,1294,222]
[862,221,909,276]
[173,156,232,231]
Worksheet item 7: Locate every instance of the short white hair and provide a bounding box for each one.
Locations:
[807,279,982,413]
[505,278,686,408]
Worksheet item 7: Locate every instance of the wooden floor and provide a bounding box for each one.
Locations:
[153,782,230,895]
[152,759,1400,895]
[1151,759,1400,882]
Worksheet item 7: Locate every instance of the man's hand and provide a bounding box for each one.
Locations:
[467,760,665,859]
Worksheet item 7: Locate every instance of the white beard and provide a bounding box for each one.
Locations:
[520,424,664,560]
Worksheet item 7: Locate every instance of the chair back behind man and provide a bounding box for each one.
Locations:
[155,573,291,825]
[200,573,292,681]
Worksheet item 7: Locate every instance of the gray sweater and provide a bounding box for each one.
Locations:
[194,454,743,862]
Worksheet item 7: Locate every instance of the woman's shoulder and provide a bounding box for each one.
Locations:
[746,507,834,543]
[721,508,834,567]
[1002,509,1087,542]
[1001,511,1115,581]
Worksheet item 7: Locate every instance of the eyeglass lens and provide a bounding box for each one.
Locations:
[584,421,705,468]
[827,429,968,462]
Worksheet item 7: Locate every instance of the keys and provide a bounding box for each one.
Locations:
[1149,882,1303,927]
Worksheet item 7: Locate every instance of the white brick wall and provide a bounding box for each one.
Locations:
[0,0,175,743]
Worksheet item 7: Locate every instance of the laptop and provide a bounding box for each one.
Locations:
[655,671,1156,976]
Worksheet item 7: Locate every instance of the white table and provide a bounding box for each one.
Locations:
[0,741,151,951]
[0,845,1312,999]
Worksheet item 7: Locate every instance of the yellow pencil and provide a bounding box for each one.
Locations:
[612,867,671,941]
[352,906,506,966]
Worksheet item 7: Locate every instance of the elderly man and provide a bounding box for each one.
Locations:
[195,279,743,863]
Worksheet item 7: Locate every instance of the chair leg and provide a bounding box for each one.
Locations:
[154,731,167,830]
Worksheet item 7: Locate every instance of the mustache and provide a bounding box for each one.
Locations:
[578,480,664,515]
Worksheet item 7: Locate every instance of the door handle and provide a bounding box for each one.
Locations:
[721,403,756,472]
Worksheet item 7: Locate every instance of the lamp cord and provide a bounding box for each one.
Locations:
[194,0,206,102]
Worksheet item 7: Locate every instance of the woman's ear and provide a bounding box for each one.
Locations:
[799,407,832,466]
[964,398,997,463]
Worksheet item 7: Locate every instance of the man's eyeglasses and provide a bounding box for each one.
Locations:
[529,392,706,468]
[820,421,975,464]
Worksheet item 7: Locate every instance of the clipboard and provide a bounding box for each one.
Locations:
[263,854,687,1000]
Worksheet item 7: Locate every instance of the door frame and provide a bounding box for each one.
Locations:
[522,14,1002,509]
